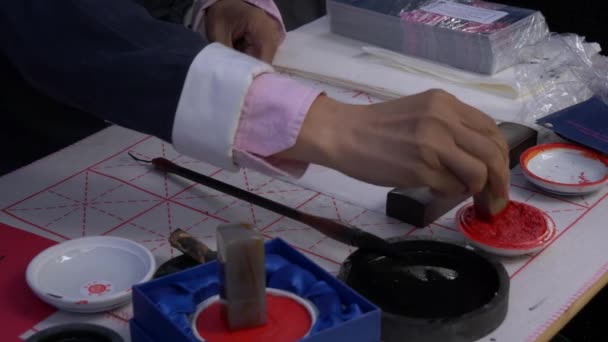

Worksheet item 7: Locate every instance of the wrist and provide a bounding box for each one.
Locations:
[274,95,352,168]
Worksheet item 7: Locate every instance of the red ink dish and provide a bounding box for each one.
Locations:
[192,288,316,342]
[456,201,556,257]
[520,143,608,195]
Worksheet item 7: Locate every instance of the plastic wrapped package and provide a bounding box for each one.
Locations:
[513,33,608,128]
[327,0,549,75]
[509,33,608,150]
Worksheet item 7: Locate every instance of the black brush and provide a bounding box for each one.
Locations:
[130,153,408,260]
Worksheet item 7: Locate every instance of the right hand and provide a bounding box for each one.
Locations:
[276,89,510,198]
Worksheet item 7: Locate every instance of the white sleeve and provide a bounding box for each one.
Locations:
[171,43,273,171]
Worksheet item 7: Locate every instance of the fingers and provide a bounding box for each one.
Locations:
[408,143,466,196]
[419,166,468,197]
[247,17,282,63]
[455,101,509,163]
[438,141,489,196]
[432,92,510,197]
[451,124,510,197]
[204,0,282,62]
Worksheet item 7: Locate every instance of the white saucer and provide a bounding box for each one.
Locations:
[26,236,155,313]
[520,143,608,195]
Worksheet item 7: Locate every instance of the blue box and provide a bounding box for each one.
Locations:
[130,320,156,342]
[536,96,608,154]
[130,238,381,342]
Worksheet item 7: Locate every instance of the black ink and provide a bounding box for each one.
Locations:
[128,152,152,163]
[340,240,510,342]
[528,297,547,311]
[24,323,123,342]
[343,240,504,318]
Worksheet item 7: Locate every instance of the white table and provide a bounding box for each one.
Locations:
[1,77,607,342]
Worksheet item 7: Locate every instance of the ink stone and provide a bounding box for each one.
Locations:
[340,239,509,342]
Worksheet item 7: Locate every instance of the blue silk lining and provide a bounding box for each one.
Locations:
[147,254,362,339]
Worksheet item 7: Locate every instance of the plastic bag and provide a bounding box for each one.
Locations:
[513,33,608,127]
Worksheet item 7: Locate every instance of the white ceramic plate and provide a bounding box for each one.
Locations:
[26,236,155,313]
[520,143,608,195]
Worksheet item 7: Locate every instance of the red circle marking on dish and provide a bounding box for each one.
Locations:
[88,284,109,295]
[195,293,312,342]
[458,201,551,249]
[520,143,608,188]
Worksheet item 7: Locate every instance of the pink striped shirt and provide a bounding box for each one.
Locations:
[191,0,321,177]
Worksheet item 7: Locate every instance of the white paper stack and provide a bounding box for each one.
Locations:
[327,0,549,75]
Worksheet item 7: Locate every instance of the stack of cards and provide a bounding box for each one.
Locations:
[327,0,549,75]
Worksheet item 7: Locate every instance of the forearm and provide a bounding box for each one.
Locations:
[272,95,345,168]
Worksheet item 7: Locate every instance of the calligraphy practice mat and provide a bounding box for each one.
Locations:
[1,77,607,342]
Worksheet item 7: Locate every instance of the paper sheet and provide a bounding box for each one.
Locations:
[1,124,607,341]
[272,17,523,122]
[1,79,607,342]
[273,16,601,125]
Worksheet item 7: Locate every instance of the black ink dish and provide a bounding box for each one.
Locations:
[25,323,123,342]
[339,237,509,342]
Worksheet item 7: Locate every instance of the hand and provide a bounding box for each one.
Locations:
[203,0,283,63]
[276,89,510,198]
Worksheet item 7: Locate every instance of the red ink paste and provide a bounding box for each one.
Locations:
[461,201,548,246]
[195,293,312,342]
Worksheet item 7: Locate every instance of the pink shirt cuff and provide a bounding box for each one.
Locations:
[190,1,322,178]
[234,73,323,178]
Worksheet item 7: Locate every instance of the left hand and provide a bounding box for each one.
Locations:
[203,0,283,63]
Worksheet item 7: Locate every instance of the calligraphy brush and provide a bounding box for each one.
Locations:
[129,153,408,260]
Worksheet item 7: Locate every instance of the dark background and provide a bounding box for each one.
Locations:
[1,2,606,340]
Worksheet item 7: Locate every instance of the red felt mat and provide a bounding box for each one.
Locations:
[0,223,57,341]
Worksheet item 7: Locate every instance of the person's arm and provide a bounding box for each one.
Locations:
[0,0,274,171]
[0,0,511,197]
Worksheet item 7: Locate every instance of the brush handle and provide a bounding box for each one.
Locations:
[169,228,217,263]
[151,158,398,255]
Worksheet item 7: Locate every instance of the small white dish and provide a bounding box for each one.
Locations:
[26,236,155,313]
[520,143,608,195]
